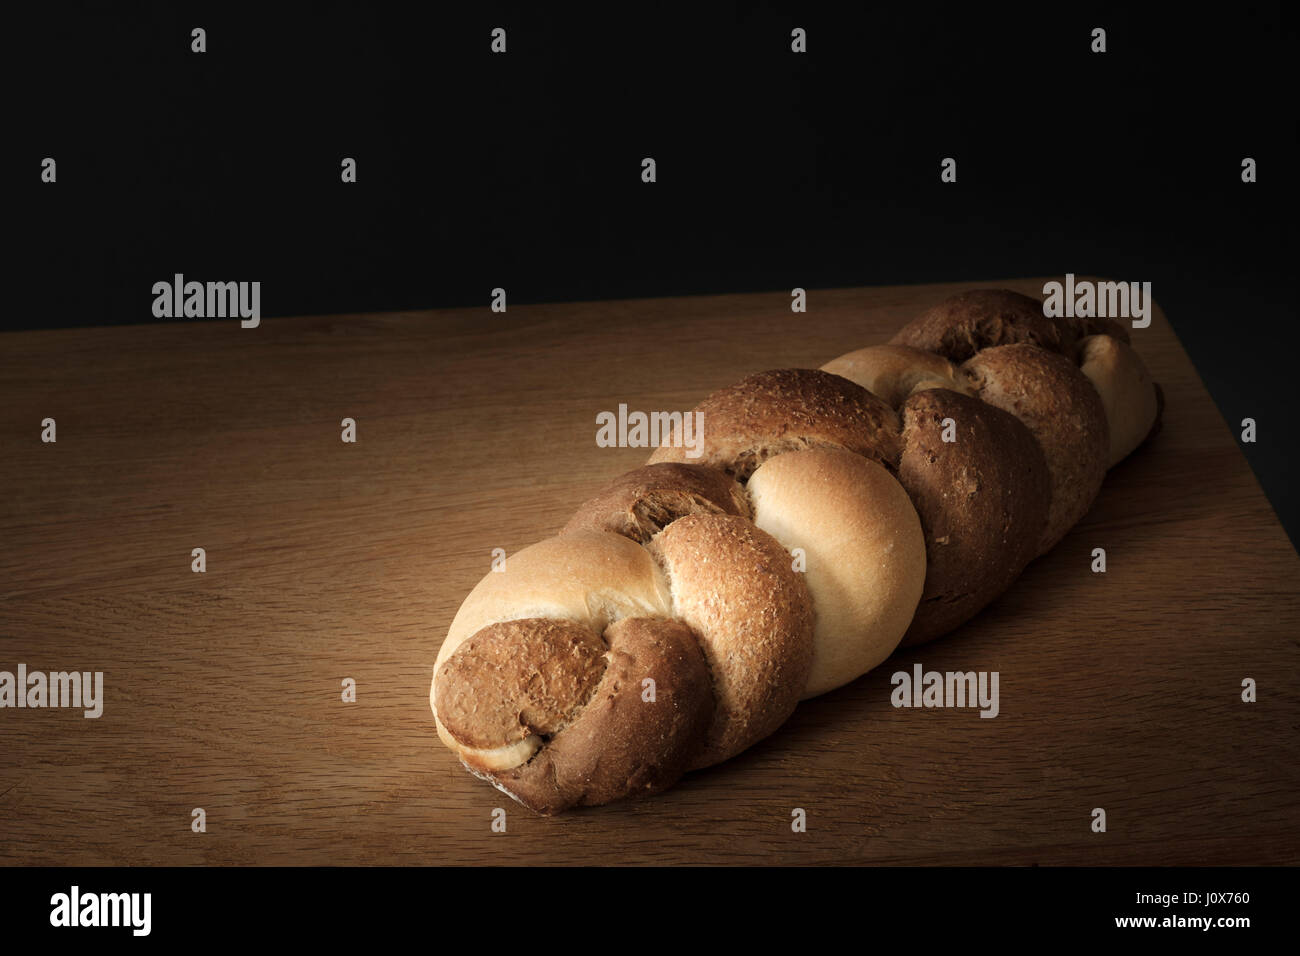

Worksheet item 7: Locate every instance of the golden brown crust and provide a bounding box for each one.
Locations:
[435,618,607,751]
[487,617,714,814]
[896,389,1051,646]
[647,368,903,480]
[962,344,1109,554]
[647,513,814,768]
[562,463,749,542]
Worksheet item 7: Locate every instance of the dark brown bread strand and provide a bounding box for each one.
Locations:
[436,618,607,751]
[560,462,750,541]
[889,288,1132,361]
[896,388,1051,646]
[962,344,1109,555]
[487,618,714,814]
[646,368,903,479]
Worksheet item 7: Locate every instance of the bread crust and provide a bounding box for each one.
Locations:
[821,344,977,407]
[962,344,1109,554]
[434,530,672,675]
[648,513,814,768]
[488,617,714,814]
[897,388,1052,645]
[890,289,1075,362]
[562,462,749,542]
[747,447,926,696]
[648,368,902,479]
[435,618,607,754]
[1077,334,1161,467]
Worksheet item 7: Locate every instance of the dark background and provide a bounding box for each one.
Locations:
[9,2,1297,545]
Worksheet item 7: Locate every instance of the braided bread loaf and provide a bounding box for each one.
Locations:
[430,289,1164,814]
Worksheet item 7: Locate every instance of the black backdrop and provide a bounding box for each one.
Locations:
[9,1,1297,543]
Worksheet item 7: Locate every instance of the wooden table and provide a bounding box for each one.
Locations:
[2,278,1297,866]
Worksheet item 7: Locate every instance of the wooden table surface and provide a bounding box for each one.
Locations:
[2,278,1298,866]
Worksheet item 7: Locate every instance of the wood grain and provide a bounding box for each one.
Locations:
[2,278,1297,866]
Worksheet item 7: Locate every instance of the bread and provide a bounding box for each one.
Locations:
[431,287,1165,812]
[561,462,750,541]
[481,617,713,813]
[646,368,902,478]
[889,289,1073,360]
[821,344,977,406]
[747,447,925,697]
[962,344,1109,554]
[1077,334,1161,466]
[896,388,1051,646]
[647,513,814,767]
